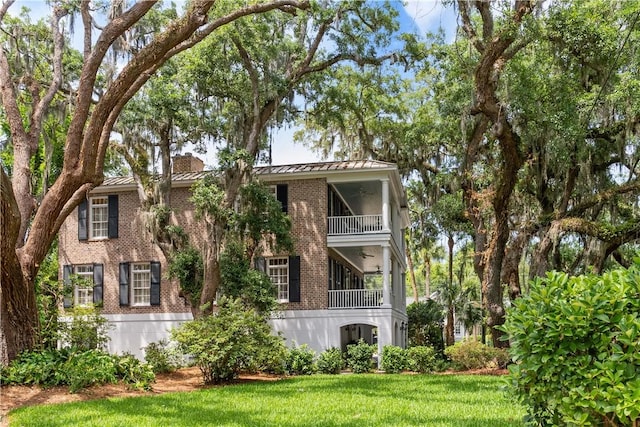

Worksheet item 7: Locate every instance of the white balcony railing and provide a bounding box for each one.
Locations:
[328,289,383,309]
[328,215,383,235]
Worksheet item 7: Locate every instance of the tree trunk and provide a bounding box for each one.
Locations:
[1,168,39,364]
[445,234,455,346]
[423,252,431,299]
[445,303,455,347]
[405,245,419,302]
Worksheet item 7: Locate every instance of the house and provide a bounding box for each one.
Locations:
[58,156,410,359]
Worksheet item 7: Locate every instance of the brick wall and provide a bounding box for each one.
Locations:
[60,177,331,314]
[172,154,204,173]
[257,178,329,311]
[59,188,196,315]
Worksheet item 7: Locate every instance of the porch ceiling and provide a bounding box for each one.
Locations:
[332,245,382,274]
[333,181,381,215]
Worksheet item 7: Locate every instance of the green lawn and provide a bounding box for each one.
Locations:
[8,374,524,427]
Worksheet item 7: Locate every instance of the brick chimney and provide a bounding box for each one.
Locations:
[172,153,204,173]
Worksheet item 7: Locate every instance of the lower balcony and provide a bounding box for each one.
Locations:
[328,289,383,309]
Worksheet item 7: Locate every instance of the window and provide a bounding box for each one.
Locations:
[74,265,94,306]
[63,263,103,308]
[90,196,109,239]
[78,195,118,240]
[454,321,462,335]
[268,257,289,302]
[132,263,151,306]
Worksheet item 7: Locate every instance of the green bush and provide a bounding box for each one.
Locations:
[502,267,640,426]
[285,344,316,375]
[59,306,112,351]
[0,348,70,386]
[171,297,285,384]
[407,300,445,355]
[64,350,118,392]
[381,345,406,373]
[316,347,343,374]
[444,340,508,370]
[143,339,184,374]
[113,353,156,391]
[346,339,376,373]
[406,346,438,373]
[1,348,156,393]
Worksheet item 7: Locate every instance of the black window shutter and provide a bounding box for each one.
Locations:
[119,262,130,306]
[93,263,104,304]
[276,184,288,214]
[289,255,300,302]
[78,199,88,240]
[254,256,266,273]
[63,265,74,308]
[108,195,119,238]
[150,261,161,306]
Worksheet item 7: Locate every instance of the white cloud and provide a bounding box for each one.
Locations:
[402,0,457,40]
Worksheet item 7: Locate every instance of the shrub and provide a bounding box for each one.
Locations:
[502,267,640,426]
[113,353,155,391]
[63,350,118,392]
[143,339,184,374]
[0,348,155,393]
[346,339,376,373]
[407,300,445,355]
[0,348,70,386]
[380,345,406,373]
[444,340,508,371]
[171,297,285,384]
[58,306,112,351]
[285,344,316,375]
[316,347,343,374]
[406,346,437,373]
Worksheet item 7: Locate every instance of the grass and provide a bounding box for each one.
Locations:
[8,374,525,427]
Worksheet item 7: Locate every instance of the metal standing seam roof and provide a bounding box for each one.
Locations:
[101,160,397,187]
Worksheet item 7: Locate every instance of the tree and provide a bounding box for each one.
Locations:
[110,1,401,315]
[0,0,311,365]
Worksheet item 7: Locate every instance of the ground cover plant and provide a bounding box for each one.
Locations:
[8,374,524,427]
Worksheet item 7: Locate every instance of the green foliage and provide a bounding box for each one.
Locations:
[64,350,118,393]
[168,246,204,307]
[143,339,184,374]
[34,240,62,350]
[171,297,285,384]
[502,266,640,426]
[58,306,112,351]
[0,349,154,393]
[406,346,438,373]
[113,353,156,391]
[0,348,70,387]
[219,239,277,313]
[380,345,406,373]
[346,339,376,374]
[285,344,316,375]
[444,340,509,371]
[407,300,445,354]
[316,347,344,374]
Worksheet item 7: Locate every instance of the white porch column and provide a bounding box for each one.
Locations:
[382,244,391,307]
[381,178,390,232]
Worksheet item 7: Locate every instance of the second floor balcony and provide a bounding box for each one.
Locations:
[328,214,385,235]
[328,288,383,309]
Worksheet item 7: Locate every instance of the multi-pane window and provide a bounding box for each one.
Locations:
[454,321,462,335]
[132,263,151,306]
[90,196,109,239]
[74,264,94,306]
[268,258,289,302]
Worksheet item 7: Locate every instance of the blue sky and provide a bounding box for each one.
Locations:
[11,0,458,167]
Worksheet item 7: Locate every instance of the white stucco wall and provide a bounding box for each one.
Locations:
[104,312,193,359]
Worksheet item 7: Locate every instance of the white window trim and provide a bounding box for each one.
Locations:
[131,262,151,307]
[89,196,109,240]
[267,257,289,303]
